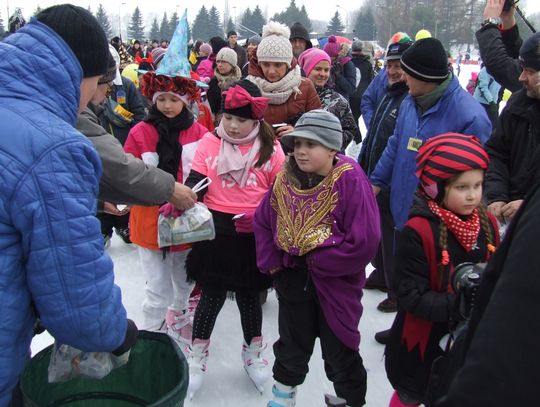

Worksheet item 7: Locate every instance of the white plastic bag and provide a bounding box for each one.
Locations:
[47,342,130,383]
[157,178,216,248]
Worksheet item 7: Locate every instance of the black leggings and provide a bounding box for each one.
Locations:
[192,289,262,344]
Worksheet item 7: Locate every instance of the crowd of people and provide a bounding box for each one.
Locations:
[1,0,540,406]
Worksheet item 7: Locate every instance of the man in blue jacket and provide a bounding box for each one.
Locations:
[370,38,492,231]
[0,6,137,406]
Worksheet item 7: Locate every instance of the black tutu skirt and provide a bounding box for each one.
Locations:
[186,232,272,293]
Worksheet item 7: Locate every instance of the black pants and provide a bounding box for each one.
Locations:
[371,192,396,299]
[98,212,129,236]
[481,102,499,131]
[273,266,367,407]
[350,96,362,124]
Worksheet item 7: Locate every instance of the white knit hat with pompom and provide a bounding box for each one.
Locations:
[256,21,293,67]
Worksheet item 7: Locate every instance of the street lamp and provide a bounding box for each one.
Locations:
[336,4,349,37]
[118,2,126,40]
[232,6,237,27]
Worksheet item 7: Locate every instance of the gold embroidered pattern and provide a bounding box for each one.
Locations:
[271,163,353,256]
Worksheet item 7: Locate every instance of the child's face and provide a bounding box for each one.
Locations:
[216,60,233,75]
[222,113,257,139]
[155,93,185,118]
[443,169,484,215]
[308,60,330,88]
[293,137,336,177]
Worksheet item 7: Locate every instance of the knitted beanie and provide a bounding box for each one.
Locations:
[386,32,413,61]
[298,48,331,77]
[248,35,262,46]
[209,36,228,55]
[257,22,293,68]
[216,47,238,67]
[416,133,489,201]
[282,109,343,151]
[351,40,363,53]
[37,5,109,78]
[98,53,117,84]
[199,43,213,55]
[400,38,449,83]
[519,32,540,71]
[151,47,167,67]
[323,36,341,58]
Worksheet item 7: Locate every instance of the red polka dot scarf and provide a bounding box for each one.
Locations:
[427,200,480,252]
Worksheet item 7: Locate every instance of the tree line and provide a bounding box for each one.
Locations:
[2,0,536,48]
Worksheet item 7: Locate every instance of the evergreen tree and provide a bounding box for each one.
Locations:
[353,6,376,40]
[128,7,145,41]
[298,6,312,32]
[192,6,211,41]
[0,12,4,34]
[95,4,113,39]
[250,6,266,36]
[169,11,179,34]
[149,17,160,41]
[159,12,170,41]
[33,6,43,17]
[272,0,303,27]
[239,8,253,38]
[326,11,345,35]
[226,17,235,34]
[208,6,223,39]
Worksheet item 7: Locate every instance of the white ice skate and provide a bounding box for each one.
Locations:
[267,382,297,407]
[187,339,209,400]
[165,309,192,346]
[242,336,271,394]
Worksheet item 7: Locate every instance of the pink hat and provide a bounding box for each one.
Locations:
[298,48,331,77]
[199,43,212,55]
[323,36,341,58]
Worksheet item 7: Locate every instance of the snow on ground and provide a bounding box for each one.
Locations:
[30,64,489,406]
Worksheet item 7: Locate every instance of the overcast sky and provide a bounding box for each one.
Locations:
[5,0,539,32]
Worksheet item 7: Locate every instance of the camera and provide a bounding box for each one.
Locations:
[503,0,518,11]
[451,262,487,321]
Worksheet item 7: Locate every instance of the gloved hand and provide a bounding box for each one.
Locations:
[234,212,254,234]
[112,319,138,356]
[159,202,183,218]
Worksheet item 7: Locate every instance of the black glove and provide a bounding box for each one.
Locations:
[112,319,138,356]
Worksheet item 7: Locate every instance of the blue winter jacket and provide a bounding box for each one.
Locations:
[360,67,388,130]
[370,75,492,229]
[0,21,127,406]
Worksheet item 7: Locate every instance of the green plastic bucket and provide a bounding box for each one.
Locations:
[20,331,188,407]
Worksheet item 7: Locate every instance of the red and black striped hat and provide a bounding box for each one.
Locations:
[416,133,489,199]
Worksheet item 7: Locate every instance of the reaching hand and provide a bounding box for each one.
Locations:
[501,199,523,221]
[234,212,254,234]
[103,202,130,216]
[487,201,507,222]
[483,0,504,19]
[159,203,184,218]
[168,182,197,211]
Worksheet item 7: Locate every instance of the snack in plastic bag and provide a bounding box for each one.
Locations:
[47,342,130,383]
[157,178,216,247]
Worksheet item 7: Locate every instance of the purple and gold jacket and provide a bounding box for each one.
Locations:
[254,155,380,350]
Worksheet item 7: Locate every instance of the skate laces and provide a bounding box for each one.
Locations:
[189,342,209,372]
[243,339,268,368]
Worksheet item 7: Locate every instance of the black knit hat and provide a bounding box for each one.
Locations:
[289,22,313,49]
[400,38,449,83]
[37,5,109,78]
[519,32,540,71]
[221,79,263,119]
[98,52,117,84]
[209,36,228,55]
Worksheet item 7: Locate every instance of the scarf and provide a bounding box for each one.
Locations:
[246,66,302,105]
[214,66,242,91]
[427,199,480,252]
[215,121,261,188]
[144,105,194,179]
